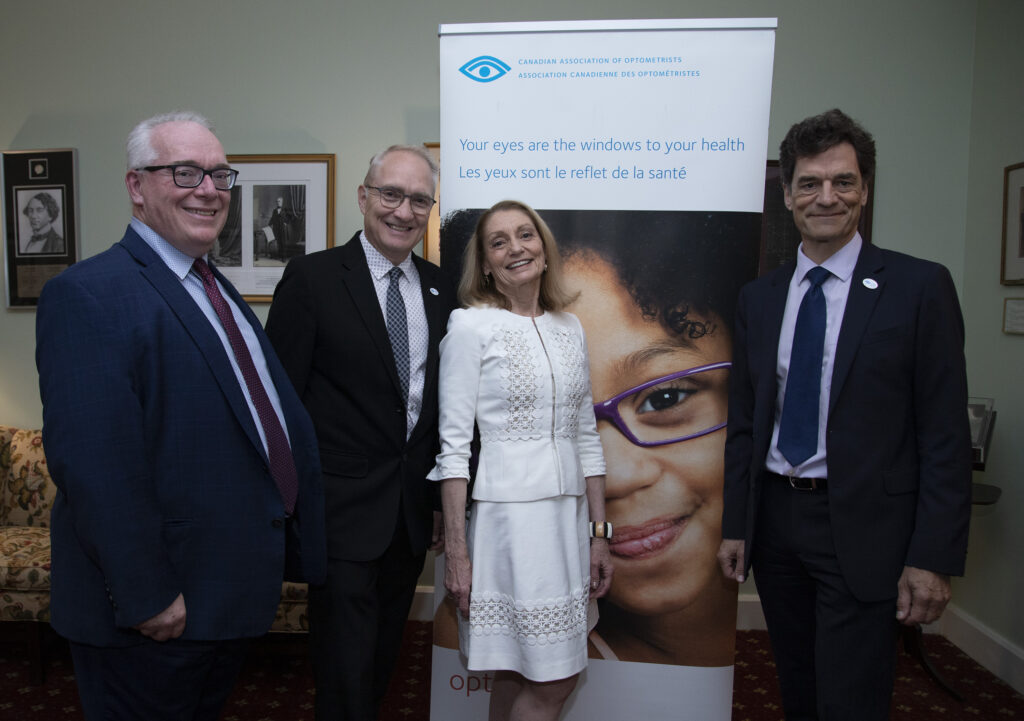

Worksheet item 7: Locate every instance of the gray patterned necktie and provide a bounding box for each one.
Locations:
[386,267,409,403]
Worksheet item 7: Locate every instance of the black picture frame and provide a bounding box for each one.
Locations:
[2,149,79,307]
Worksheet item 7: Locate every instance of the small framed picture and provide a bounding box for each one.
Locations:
[2,149,79,307]
[1000,162,1024,285]
[1002,297,1024,334]
[215,154,336,302]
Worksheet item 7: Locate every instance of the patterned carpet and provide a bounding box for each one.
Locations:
[732,630,1024,720]
[1,623,1022,720]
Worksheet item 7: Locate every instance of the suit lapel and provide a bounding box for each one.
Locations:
[337,235,405,398]
[409,255,444,442]
[763,264,794,381]
[829,243,885,417]
[120,231,269,464]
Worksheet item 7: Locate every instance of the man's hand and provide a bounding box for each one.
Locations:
[134,593,186,641]
[896,566,951,626]
[717,539,746,583]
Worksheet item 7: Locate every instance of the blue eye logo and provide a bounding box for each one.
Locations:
[458,56,511,83]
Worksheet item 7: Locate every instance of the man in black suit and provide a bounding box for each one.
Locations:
[266,145,456,721]
[267,196,293,261]
[717,109,972,720]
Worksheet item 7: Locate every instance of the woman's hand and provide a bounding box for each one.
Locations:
[444,548,473,619]
[589,539,613,598]
[440,477,472,618]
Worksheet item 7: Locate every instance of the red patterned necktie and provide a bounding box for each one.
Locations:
[193,258,298,513]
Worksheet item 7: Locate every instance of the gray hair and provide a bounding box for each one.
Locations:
[364,144,439,193]
[126,111,215,170]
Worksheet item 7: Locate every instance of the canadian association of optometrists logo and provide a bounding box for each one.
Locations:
[458,55,511,83]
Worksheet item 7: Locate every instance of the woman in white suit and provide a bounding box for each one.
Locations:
[430,200,612,721]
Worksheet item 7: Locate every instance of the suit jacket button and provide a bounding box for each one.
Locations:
[271,518,284,529]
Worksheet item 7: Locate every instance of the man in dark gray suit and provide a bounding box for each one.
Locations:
[718,109,972,720]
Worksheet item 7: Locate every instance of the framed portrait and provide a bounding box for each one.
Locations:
[1000,161,1024,285]
[759,160,874,276]
[215,154,335,302]
[2,149,79,307]
[1003,297,1024,334]
[423,142,441,265]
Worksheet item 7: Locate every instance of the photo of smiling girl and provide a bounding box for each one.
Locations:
[439,208,760,668]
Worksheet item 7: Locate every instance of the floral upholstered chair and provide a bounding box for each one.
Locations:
[0,424,310,682]
[0,425,54,683]
[273,581,312,633]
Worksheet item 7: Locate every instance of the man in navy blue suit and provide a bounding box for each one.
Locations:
[36,111,325,721]
[717,109,972,720]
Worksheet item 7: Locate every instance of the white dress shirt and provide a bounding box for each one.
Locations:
[130,217,290,454]
[360,233,428,439]
[766,234,863,478]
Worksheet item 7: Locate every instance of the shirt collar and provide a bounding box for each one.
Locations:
[360,231,415,281]
[796,232,862,284]
[130,217,206,281]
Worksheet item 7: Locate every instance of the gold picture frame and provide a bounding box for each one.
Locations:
[1001,161,1024,285]
[215,153,335,302]
[423,142,441,265]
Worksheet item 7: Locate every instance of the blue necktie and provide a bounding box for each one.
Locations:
[386,267,409,404]
[777,266,831,467]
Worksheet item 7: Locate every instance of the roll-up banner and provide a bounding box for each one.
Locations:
[433,19,776,720]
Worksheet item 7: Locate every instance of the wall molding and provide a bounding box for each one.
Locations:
[412,586,436,622]
[737,592,767,631]
[936,603,1024,695]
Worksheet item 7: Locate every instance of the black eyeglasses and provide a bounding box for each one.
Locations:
[365,185,436,214]
[139,165,239,190]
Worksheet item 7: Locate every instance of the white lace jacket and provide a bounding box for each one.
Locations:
[427,306,606,501]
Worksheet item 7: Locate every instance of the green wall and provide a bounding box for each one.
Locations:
[959,0,1024,652]
[3,0,1020,657]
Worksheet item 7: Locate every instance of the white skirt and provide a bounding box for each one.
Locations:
[459,493,597,682]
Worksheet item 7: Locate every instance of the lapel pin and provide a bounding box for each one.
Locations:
[862,278,878,290]
[429,287,439,296]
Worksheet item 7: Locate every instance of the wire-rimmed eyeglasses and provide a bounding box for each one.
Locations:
[365,185,436,214]
[139,165,239,190]
[593,361,731,447]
